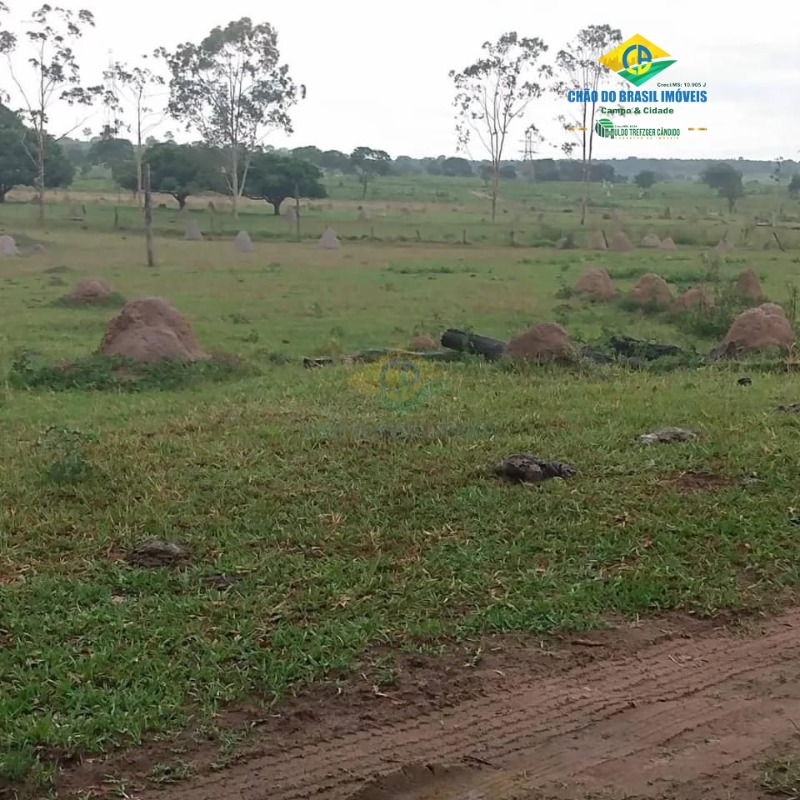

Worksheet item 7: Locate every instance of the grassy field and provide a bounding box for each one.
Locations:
[2,175,800,796]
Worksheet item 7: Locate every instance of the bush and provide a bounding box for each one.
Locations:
[8,350,257,392]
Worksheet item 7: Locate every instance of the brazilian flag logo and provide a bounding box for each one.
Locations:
[599,34,677,87]
[595,118,615,139]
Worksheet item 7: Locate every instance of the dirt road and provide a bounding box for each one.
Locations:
[124,608,800,800]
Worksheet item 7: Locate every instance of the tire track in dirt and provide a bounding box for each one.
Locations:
[137,611,800,800]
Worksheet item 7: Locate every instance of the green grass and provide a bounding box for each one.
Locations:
[763,755,800,797]
[2,182,800,795]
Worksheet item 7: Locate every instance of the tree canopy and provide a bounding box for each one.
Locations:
[243,151,327,214]
[350,146,391,198]
[450,32,550,222]
[0,105,74,201]
[700,162,745,212]
[158,17,304,217]
[114,141,221,208]
[634,170,657,189]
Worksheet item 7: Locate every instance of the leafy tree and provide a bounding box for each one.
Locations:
[531,158,559,181]
[0,106,73,201]
[158,17,304,219]
[59,136,91,174]
[291,145,323,165]
[0,5,106,222]
[441,156,473,178]
[789,174,800,200]
[450,32,550,223]
[129,142,221,209]
[111,159,138,198]
[88,136,134,169]
[102,58,165,205]
[243,151,327,215]
[393,155,422,176]
[319,149,351,172]
[499,164,517,180]
[554,25,622,225]
[350,146,391,199]
[634,170,657,189]
[700,162,745,212]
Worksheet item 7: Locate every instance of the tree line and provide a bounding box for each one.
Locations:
[0,6,797,220]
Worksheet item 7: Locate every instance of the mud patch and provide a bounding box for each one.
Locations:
[348,764,506,800]
[660,471,738,494]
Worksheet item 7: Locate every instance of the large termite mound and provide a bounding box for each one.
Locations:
[715,303,795,357]
[631,274,674,306]
[573,267,615,301]
[98,297,211,363]
[507,322,575,363]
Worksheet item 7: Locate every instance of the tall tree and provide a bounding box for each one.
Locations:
[450,32,550,223]
[243,151,327,215]
[350,146,391,199]
[700,163,744,213]
[0,5,105,223]
[554,24,622,225]
[102,58,165,206]
[158,17,304,219]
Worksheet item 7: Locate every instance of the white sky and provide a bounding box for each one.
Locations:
[1,0,797,162]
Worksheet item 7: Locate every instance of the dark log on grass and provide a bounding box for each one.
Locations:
[609,335,684,360]
[440,329,507,360]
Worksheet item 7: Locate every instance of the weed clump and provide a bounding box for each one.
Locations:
[8,349,257,392]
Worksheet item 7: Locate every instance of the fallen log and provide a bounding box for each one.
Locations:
[440,328,507,360]
[609,335,684,360]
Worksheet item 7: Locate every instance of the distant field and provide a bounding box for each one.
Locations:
[2,176,800,798]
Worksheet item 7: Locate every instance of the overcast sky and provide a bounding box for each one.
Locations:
[1,0,797,162]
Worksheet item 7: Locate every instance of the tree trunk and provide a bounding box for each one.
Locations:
[135,110,143,209]
[143,163,155,268]
[0,189,7,203]
[581,100,600,226]
[361,179,368,200]
[231,145,239,219]
[271,202,281,216]
[37,128,46,225]
[491,163,499,224]
[175,195,187,210]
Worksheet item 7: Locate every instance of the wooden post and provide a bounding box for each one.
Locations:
[462,228,467,245]
[114,207,119,230]
[509,229,515,246]
[294,182,301,243]
[416,228,421,242]
[370,225,375,240]
[144,164,155,267]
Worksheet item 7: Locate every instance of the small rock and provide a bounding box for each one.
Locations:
[737,376,752,386]
[126,539,191,567]
[639,427,697,444]
[777,404,800,413]
[494,454,576,484]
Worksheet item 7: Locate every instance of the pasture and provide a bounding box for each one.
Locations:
[2,176,800,800]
